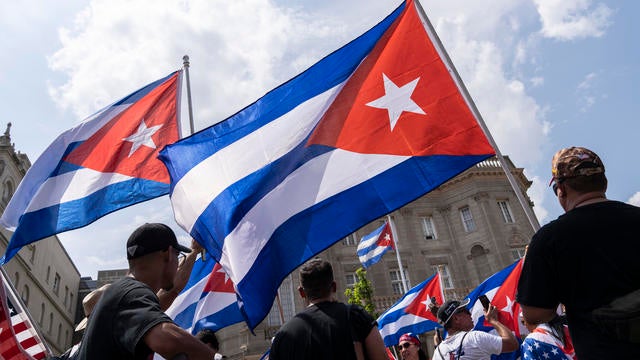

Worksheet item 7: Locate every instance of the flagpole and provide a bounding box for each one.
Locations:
[413,0,540,233]
[182,55,196,135]
[0,265,52,356]
[182,55,207,262]
[387,215,409,293]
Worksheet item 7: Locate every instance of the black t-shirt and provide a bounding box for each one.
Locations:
[269,301,376,360]
[517,201,640,359]
[76,277,172,360]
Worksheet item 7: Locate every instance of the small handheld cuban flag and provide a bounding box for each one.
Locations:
[357,222,394,268]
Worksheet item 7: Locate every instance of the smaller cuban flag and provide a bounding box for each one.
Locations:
[465,259,524,360]
[377,272,443,346]
[357,222,394,268]
[164,255,244,334]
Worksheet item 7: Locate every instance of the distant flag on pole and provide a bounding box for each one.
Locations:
[0,270,48,360]
[357,222,394,268]
[377,272,443,346]
[164,255,244,334]
[0,71,182,264]
[159,0,495,330]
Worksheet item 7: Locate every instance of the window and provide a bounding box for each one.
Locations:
[389,269,410,295]
[432,264,454,289]
[53,273,60,295]
[69,293,74,312]
[421,216,437,240]
[497,200,514,223]
[64,286,69,306]
[342,233,357,246]
[28,244,36,263]
[511,247,526,260]
[459,206,476,232]
[21,285,29,306]
[345,272,357,288]
[39,303,44,325]
[46,266,50,284]
[14,272,19,289]
[267,275,295,327]
[57,324,62,343]
[48,313,53,333]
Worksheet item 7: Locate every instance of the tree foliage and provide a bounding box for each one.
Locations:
[344,267,377,317]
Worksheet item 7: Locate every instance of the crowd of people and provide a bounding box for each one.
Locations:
[59,146,638,359]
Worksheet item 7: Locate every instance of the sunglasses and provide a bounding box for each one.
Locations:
[552,178,566,196]
[399,342,414,349]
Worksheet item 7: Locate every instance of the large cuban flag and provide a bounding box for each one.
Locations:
[165,255,243,334]
[357,222,394,268]
[159,0,495,329]
[377,272,443,346]
[0,71,181,263]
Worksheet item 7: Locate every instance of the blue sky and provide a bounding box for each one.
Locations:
[0,0,637,278]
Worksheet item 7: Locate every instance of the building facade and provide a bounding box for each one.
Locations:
[0,123,81,355]
[215,156,537,359]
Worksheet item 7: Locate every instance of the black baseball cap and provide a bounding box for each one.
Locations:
[126,223,191,259]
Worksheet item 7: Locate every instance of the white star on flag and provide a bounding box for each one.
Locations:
[501,295,516,315]
[420,294,432,313]
[123,119,162,157]
[366,73,426,131]
[383,233,391,241]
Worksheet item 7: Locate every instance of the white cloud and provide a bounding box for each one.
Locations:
[533,0,613,40]
[530,76,544,87]
[628,192,640,207]
[576,72,601,112]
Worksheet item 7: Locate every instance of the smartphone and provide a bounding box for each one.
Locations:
[479,294,491,310]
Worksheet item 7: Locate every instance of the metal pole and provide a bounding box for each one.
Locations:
[182,55,196,135]
[387,215,409,293]
[413,0,540,232]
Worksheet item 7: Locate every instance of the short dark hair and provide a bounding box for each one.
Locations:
[299,258,334,300]
[195,329,219,351]
[563,172,607,193]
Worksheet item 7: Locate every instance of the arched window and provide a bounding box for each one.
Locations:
[57,323,62,343]
[39,303,45,325]
[21,285,29,306]
[49,313,53,333]
[14,272,19,288]
[2,179,14,203]
[470,244,492,283]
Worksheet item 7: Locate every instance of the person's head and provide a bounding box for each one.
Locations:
[126,223,191,291]
[550,147,607,208]
[297,258,336,302]
[196,329,219,352]
[75,284,110,333]
[398,333,426,360]
[437,299,473,331]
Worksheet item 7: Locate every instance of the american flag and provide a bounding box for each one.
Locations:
[0,270,48,360]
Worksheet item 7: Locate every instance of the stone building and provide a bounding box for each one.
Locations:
[0,123,81,355]
[215,155,537,359]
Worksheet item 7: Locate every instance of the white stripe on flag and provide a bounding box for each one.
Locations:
[220,148,408,283]
[171,85,342,233]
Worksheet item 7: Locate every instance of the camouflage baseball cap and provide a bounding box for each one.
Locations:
[550,146,604,185]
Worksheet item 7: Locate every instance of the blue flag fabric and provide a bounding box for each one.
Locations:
[357,222,394,268]
[0,71,181,263]
[377,272,443,346]
[159,0,494,330]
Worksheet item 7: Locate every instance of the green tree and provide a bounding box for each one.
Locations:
[344,267,377,317]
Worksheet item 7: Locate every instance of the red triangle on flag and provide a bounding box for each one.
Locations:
[308,1,493,157]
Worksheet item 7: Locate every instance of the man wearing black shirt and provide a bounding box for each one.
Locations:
[517,147,640,359]
[76,223,217,360]
[270,258,387,360]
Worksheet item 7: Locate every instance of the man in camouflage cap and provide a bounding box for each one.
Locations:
[517,146,640,359]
